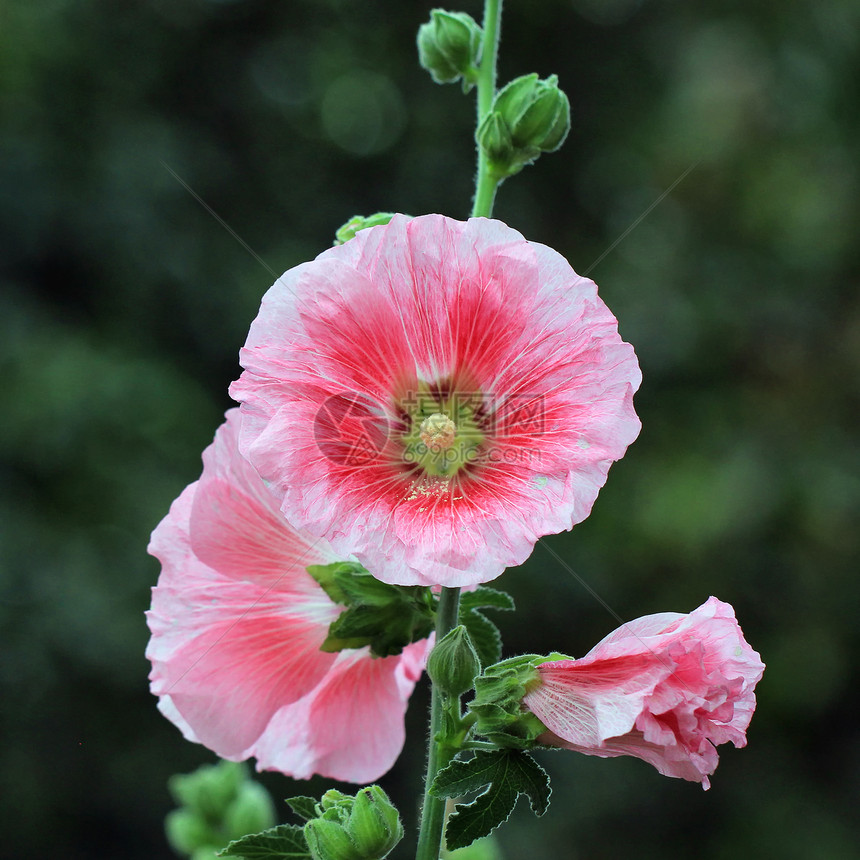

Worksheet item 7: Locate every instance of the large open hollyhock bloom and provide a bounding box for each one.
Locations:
[146,410,430,783]
[230,214,641,587]
[522,597,765,789]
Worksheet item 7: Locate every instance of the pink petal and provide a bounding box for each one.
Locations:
[230,214,642,586]
[150,610,337,756]
[527,597,765,788]
[250,640,431,783]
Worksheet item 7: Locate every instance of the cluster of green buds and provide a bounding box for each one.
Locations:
[165,761,275,860]
[304,787,403,860]
[417,9,483,90]
[418,9,571,183]
[477,74,570,179]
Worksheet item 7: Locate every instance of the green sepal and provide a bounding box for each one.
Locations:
[344,786,403,858]
[469,656,546,748]
[218,823,311,858]
[334,213,399,245]
[475,111,514,171]
[430,749,551,850]
[307,562,436,658]
[304,819,362,860]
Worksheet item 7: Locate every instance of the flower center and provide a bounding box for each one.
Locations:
[401,387,485,477]
[419,413,457,450]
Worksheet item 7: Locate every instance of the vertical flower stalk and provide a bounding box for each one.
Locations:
[472,0,503,219]
[418,1,503,854]
[416,587,462,860]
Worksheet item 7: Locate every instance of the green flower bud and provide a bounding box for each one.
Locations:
[305,819,363,860]
[417,9,482,87]
[318,789,354,823]
[168,760,244,823]
[334,212,399,245]
[468,655,547,747]
[165,808,217,855]
[223,782,276,842]
[303,787,403,860]
[495,74,570,151]
[480,74,571,176]
[346,786,403,857]
[426,625,481,697]
[475,111,514,171]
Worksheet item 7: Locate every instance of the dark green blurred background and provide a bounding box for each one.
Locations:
[2,0,858,857]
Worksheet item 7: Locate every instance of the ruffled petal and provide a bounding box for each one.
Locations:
[250,639,431,783]
[230,214,641,586]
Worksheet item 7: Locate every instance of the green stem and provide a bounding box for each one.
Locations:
[415,7,504,859]
[415,586,461,860]
[471,0,503,219]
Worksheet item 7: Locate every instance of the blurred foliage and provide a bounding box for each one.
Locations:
[1,0,858,858]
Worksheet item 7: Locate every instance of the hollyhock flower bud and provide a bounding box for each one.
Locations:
[475,110,514,166]
[305,819,363,860]
[521,597,765,789]
[146,409,432,783]
[426,625,482,697]
[417,9,482,87]
[304,787,403,860]
[479,74,571,175]
[230,214,641,587]
[345,786,403,857]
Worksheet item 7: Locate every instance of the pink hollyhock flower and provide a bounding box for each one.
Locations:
[229,214,641,587]
[522,597,765,789]
[146,409,430,783]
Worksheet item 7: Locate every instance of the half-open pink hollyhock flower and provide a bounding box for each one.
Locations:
[229,214,641,587]
[522,597,765,789]
[146,409,431,783]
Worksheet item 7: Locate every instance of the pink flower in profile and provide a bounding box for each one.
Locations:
[146,409,431,784]
[522,597,765,789]
[230,214,641,587]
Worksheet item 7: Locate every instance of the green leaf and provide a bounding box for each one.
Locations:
[459,587,515,613]
[218,823,311,859]
[458,587,514,669]
[285,796,319,822]
[460,610,502,670]
[445,783,517,851]
[309,562,436,658]
[430,750,550,850]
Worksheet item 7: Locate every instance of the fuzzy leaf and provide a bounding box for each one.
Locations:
[445,783,517,851]
[284,796,318,822]
[430,750,550,850]
[460,610,502,670]
[218,823,310,858]
[458,588,514,669]
[459,587,515,613]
